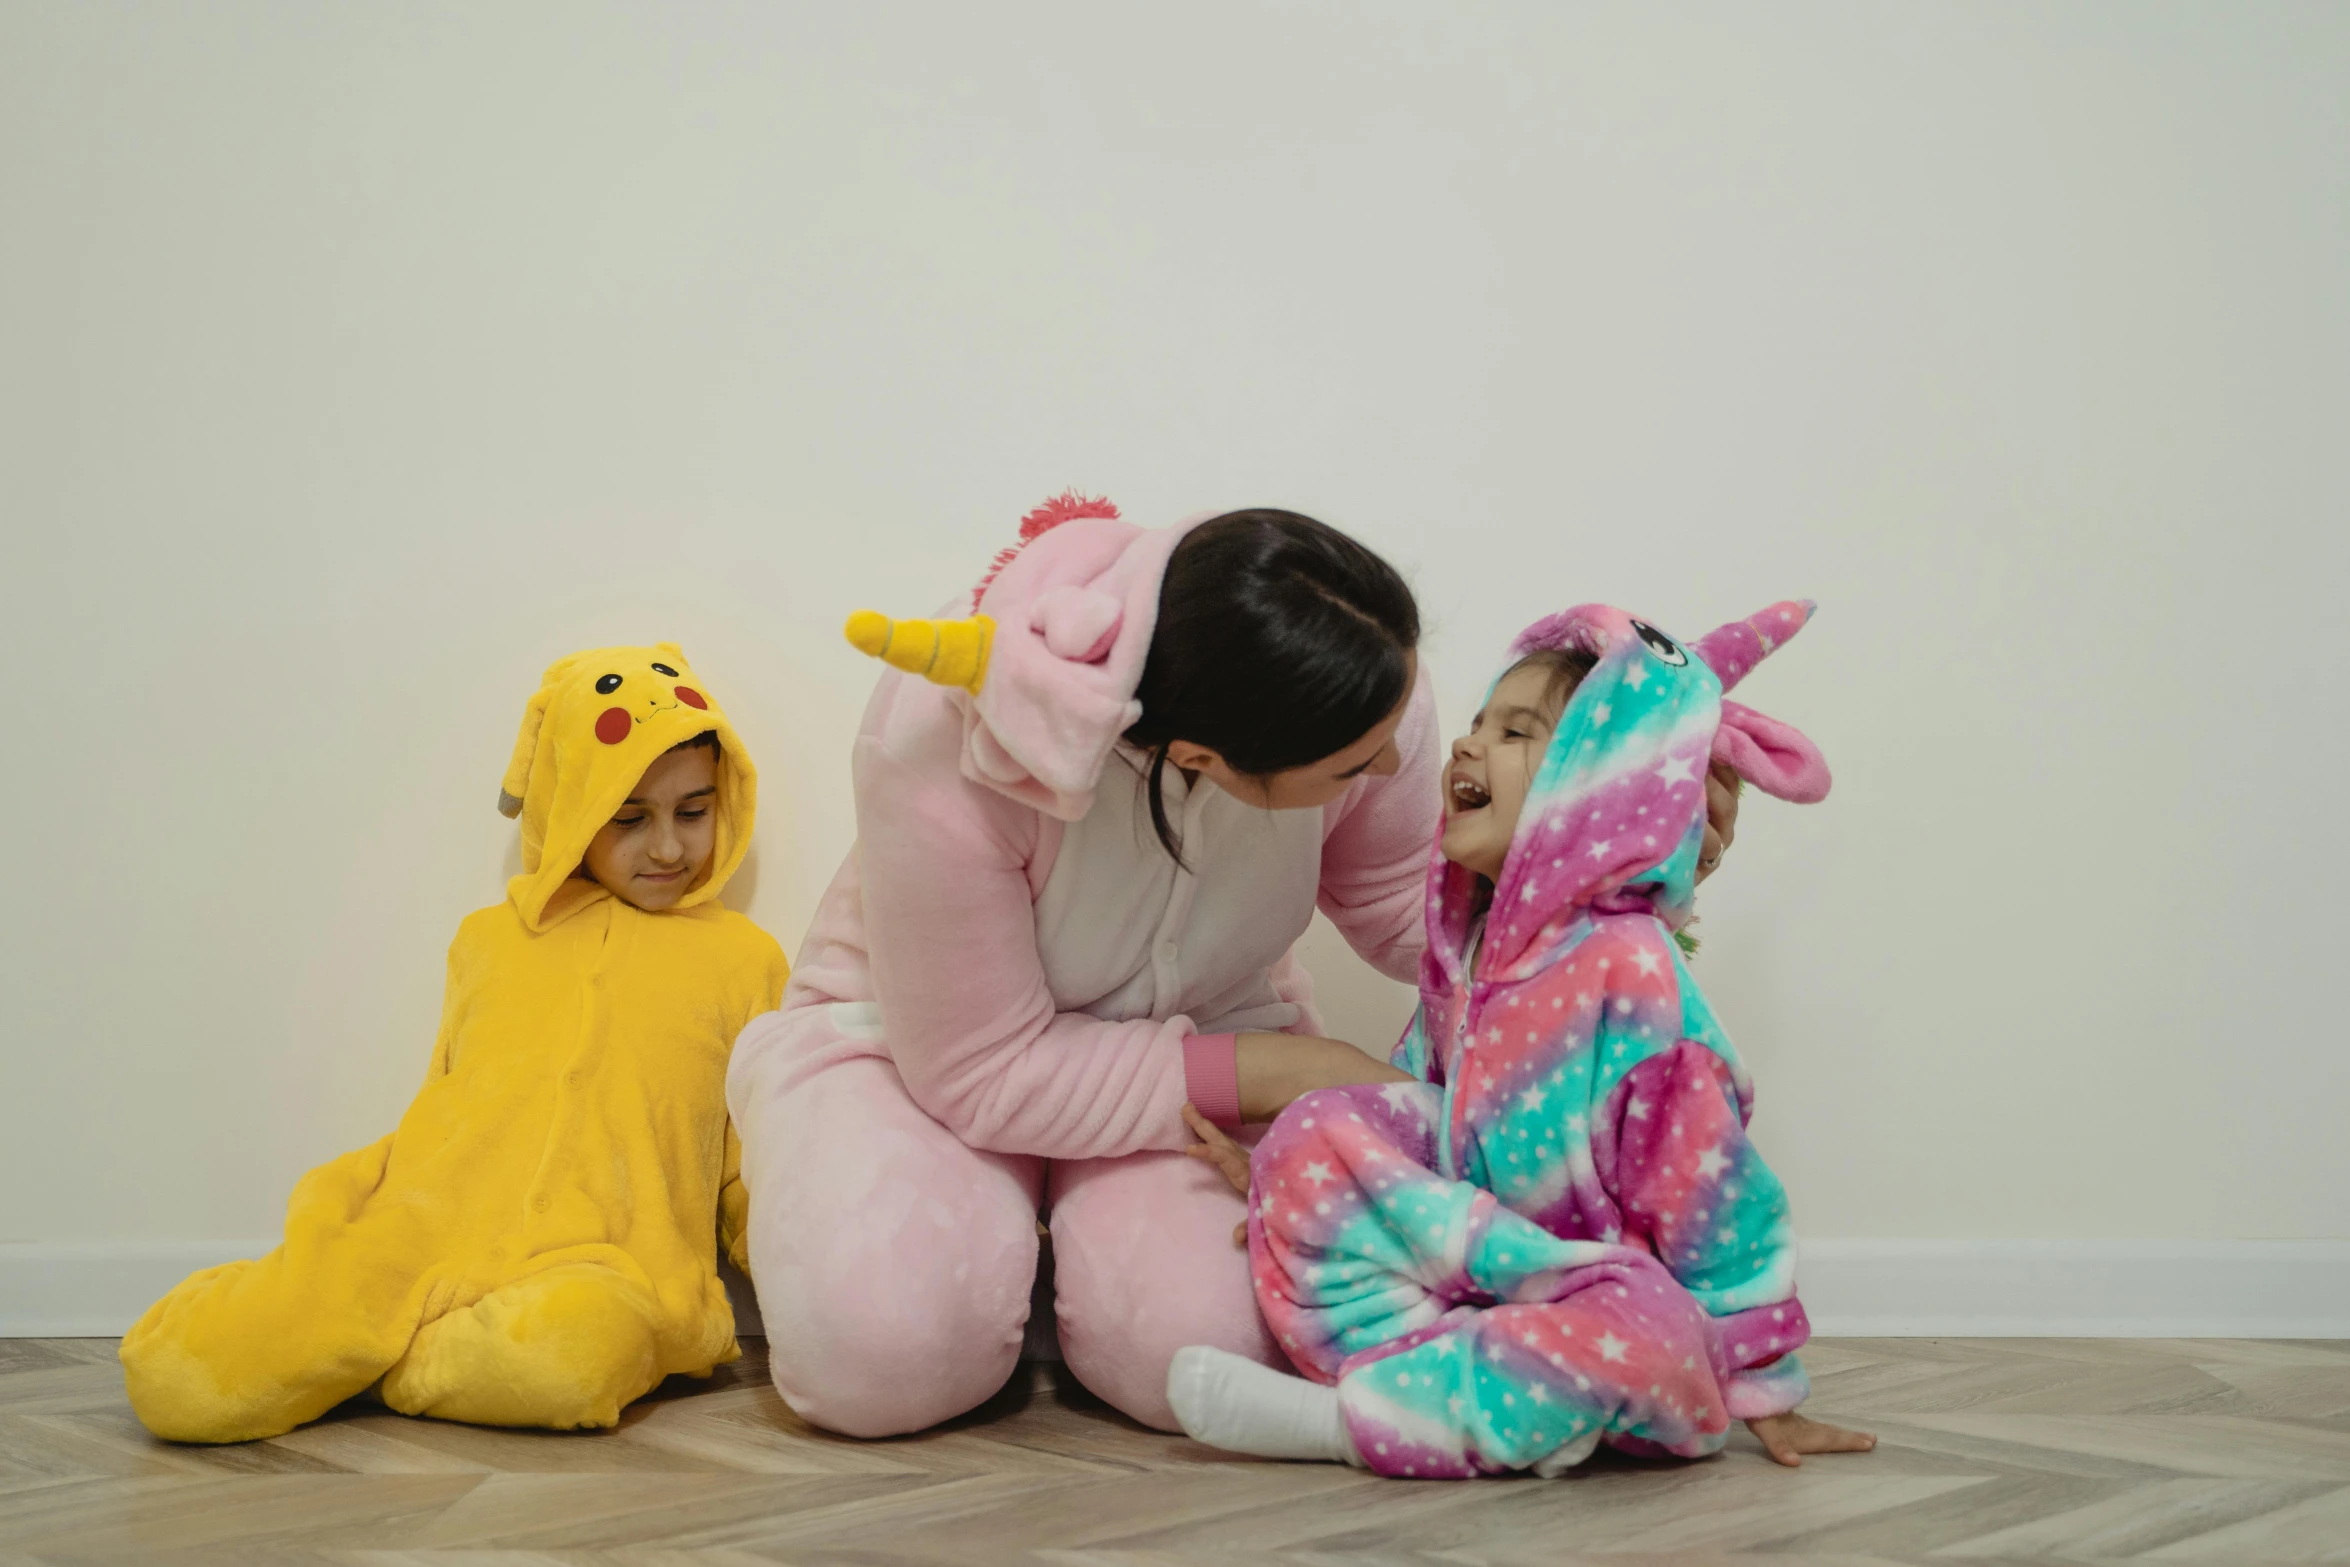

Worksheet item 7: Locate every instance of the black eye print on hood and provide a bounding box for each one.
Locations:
[650,662,679,678]
[595,673,624,694]
[1630,620,1687,666]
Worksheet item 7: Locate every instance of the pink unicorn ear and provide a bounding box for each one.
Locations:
[1712,701,1831,803]
[1694,599,1816,694]
[1030,584,1124,663]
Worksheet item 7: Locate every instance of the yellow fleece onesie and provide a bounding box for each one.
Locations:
[121,645,789,1443]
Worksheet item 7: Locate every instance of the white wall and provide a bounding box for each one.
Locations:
[4,4,2345,1280]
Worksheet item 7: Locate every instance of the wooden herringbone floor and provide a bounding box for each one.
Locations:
[1,1337,2345,1564]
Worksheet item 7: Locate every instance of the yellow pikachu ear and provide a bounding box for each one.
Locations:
[499,652,585,816]
[844,611,995,694]
[656,641,685,660]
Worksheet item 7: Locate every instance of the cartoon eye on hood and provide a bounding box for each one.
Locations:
[584,662,711,742]
[1630,620,1686,665]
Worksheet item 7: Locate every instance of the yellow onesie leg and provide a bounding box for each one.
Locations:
[121,1138,428,1444]
[376,1261,669,1431]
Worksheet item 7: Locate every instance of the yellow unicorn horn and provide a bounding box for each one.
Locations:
[844,611,995,694]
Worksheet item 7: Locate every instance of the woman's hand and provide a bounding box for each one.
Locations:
[1698,762,1741,882]
[1234,1033,1412,1123]
[1181,1105,1255,1247]
[1746,1410,1877,1467]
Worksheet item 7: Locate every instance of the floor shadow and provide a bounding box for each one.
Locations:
[929,1357,1044,1430]
[1038,1362,1164,1433]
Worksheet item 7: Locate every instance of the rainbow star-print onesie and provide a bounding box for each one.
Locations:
[1248,600,1834,1478]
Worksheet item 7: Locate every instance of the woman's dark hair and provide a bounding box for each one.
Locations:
[671,729,721,756]
[1123,509,1419,862]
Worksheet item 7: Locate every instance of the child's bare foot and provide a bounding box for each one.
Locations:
[1746,1411,1877,1467]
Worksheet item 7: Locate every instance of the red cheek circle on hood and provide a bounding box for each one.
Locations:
[595,707,633,744]
[674,685,707,709]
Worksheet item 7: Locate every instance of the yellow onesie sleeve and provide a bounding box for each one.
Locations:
[716,940,790,1275]
[420,932,469,1083]
[718,1121,752,1275]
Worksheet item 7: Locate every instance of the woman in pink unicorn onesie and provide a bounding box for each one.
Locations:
[727,497,1746,1435]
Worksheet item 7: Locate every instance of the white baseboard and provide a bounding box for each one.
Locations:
[3,1238,2343,1340]
[0,1241,280,1338]
[1798,1239,2350,1338]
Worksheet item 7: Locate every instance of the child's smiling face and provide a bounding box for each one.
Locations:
[1440,658,1585,883]
[581,741,719,911]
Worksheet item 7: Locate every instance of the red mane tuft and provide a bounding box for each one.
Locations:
[1018,489,1121,541]
[973,490,1121,605]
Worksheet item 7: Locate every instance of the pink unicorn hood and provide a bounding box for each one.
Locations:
[842,494,1211,820]
[1424,599,1832,992]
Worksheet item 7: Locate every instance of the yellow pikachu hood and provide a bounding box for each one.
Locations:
[497,643,756,932]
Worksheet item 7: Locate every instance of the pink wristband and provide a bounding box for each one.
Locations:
[1182,1033,1243,1129]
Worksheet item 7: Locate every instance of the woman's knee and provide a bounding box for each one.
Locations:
[759,1188,1042,1438]
[739,1044,1046,1438]
[1051,1151,1272,1431]
[764,1244,1037,1437]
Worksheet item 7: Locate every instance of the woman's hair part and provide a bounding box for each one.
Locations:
[1122,509,1419,862]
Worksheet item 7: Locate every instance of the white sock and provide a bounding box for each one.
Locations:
[1166,1346,1361,1465]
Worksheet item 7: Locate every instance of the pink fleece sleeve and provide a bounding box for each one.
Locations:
[1317,663,1442,985]
[855,715,1196,1160]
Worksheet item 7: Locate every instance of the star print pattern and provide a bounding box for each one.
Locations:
[1243,601,1822,1479]
[1248,1080,1812,1478]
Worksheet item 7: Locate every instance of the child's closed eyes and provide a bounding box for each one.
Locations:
[580,745,721,911]
[1440,653,1592,883]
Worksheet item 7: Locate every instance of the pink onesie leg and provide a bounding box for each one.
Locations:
[730,1011,1044,1437]
[1048,1146,1279,1431]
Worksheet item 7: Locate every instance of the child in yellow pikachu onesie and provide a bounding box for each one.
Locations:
[121,645,790,1444]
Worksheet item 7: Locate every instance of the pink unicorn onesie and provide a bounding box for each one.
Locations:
[727,497,1442,1435]
[1173,601,1835,1477]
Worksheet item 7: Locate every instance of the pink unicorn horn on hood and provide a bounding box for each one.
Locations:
[1693,599,1816,694]
[1691,598,1832,805]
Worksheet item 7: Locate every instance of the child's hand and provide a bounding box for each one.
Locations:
[1745,1410,1877,1467]
[1182,1105,1253,1248]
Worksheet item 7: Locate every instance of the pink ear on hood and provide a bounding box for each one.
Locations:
[974,490,1124,608]
[1712,700,1832,803]
[949,498,1212,820]
[1029,584,1125,664]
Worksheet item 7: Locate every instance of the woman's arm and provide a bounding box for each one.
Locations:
[856,708,1199,1161]
[1233,1031,1412,1123]
[1316,667,1442,983]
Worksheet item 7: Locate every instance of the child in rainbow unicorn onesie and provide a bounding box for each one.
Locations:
[1169,601,1877,1477]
